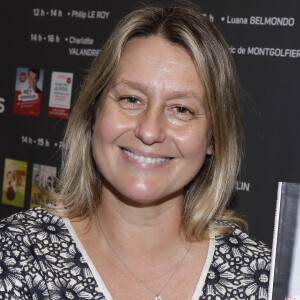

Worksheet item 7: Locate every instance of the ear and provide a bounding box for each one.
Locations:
[206,133,214,155]
[206,142,214,155]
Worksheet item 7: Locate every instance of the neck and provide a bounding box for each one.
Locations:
[95,181,187,259]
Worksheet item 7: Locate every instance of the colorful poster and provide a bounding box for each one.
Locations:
[1,158,28,208]
[13,67,44,116]
[48,71,73,119]
[30,164,57,208]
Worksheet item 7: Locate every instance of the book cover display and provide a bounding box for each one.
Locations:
[269,182,300,300]
[13,67,44,116]
[30,164,57,208]
[48,71,73,119]
[1,158,28,208]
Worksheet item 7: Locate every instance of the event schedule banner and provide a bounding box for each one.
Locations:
[1,0,300,247]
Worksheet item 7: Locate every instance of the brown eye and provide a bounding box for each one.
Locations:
[174,106,194,115]
[118,96,144,113]
[120,96,141,105]
[166,105,196,122]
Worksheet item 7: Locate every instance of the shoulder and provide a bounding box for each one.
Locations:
[1,206,55,225]
[1,206,64,230]
[0,208,63,297]
[0,207,70,248]
[215,224,271,260]
[201,224,271,299]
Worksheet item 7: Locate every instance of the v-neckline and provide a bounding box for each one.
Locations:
[63,217,215,300]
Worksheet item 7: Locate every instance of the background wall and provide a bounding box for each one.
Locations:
[1,0,299,247]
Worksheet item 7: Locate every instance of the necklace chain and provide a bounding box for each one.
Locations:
[97,217,192,300]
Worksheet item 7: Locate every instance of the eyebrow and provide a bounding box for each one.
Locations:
[112,80,148,94]
[111,80,205,102]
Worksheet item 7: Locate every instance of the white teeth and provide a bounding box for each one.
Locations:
[122,149,170,164]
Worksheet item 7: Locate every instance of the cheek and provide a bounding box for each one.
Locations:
[174,124,211,159]
[92,115,113,150]
[92,107,131,147]
[92,116,113,174]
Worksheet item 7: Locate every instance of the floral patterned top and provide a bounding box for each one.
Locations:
[0,207,271,300]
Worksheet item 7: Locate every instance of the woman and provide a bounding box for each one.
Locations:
[0,1,270,299]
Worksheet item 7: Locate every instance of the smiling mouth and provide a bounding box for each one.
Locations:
[121,148,172,164]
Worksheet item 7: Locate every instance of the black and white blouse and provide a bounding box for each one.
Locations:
[0,207,271,299]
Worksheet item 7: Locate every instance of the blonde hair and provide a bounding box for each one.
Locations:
[48,1,246,239]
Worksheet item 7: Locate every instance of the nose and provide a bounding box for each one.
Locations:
[134,106,167,145]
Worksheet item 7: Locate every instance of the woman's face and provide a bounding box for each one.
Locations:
[92,36,213,205]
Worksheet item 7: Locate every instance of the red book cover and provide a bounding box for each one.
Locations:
[13,67,44,116]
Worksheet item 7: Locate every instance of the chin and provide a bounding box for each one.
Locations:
[119,186,169,206]
[105,179,182,207]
